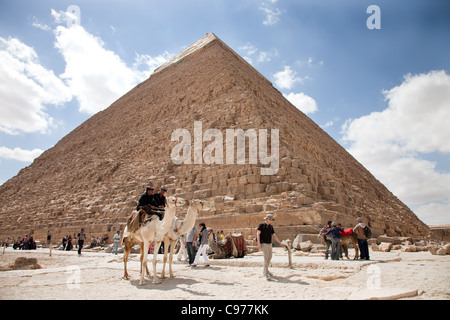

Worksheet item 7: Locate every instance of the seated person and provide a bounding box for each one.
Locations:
[137,186,164,221]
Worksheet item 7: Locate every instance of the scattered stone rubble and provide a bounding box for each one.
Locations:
[291,233,450,255]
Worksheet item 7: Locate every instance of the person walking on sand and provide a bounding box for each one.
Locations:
[77,228,86,256]
[257,214,285,280]
[191,222,210,267]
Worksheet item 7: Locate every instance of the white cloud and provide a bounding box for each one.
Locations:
[341,70,450,225]
[133,51,172,76]
[50,8,78,25]
[414,202,450,226]
[54,25,141,114]
[239,44,258,57]
[53,20,171,115]
[295,57,324,68]
[32,17,51,31]
[0,36,72,135]
[273,66,303,90]
[321,120,334,129]
[1,8,173,184]
[0,147,44,162]
[238,44,277,65]
[283,92,318,114]
[259,2,282,26]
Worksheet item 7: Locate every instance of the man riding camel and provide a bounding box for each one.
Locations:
[136,186,165,221]
[152,186,167,219]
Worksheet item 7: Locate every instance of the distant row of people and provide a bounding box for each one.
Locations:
[2,235,37,250]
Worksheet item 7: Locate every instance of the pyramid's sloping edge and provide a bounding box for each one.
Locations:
[153,32,218,74]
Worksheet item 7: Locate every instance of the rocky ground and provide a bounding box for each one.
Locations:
[0,246,448,301]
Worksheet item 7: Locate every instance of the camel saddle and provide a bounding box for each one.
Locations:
[126,209,165,232]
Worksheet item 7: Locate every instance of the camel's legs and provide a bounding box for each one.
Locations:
[139,242,150,277]
[123,238,134,280]
[352,236,360,260]
[152,241,162,284]
[168,239,177,278]
[139,241,150,285]
[162,239,177,278]
[162,239,169,279]
[123,247,130,279]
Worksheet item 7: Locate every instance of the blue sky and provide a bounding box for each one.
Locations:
[1,0,449,225]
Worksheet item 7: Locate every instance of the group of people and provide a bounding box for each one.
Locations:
[131,186,373,281]
[58,229,87,255]
[135,185,212,266]
[215,230,225,243]
[318,217,370,261]
[2,235,37,250]
[3,185,373,284]
[87,234,109,248]
[136,186,167,221]
[183,222,210,267]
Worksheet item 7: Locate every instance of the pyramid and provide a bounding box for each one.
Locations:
[0,33,429,243]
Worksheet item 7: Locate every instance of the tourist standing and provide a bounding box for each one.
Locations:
[177,235,187,262]
[46,231,52,246]
[185,226,198,266]
[78,228,86,255]
[65,235,73,251]
[22,235,29,250]
[353,217,370,260]
[192,222,210,267]
[47,231,52,256]
[256,214,285,280]
[324,222,344,260]
[318,221,332,259]
[112,231,121,255]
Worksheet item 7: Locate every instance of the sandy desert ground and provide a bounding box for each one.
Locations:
[0,246,449,301]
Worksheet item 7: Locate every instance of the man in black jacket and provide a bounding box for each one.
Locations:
[136,186,164,221]
[151,187,167,220]
[153,187,167,208]
[137,186,156,211]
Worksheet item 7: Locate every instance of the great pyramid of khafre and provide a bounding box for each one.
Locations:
[0,33,429,243]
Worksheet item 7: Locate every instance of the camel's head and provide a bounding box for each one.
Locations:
[166,196,186,208]
[190,199,205,211]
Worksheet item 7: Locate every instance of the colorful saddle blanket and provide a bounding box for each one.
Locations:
[339,228,353,237]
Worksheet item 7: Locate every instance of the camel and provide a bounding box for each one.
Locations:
[161,199,204,278]
[340,234,359,259]
[208,229,247,259]
[161,200,203,277]
[122,197,197,281]
[122,196,179,285]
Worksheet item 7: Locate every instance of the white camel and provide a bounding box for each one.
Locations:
[161,199,204,278]
[122,196,179,285]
